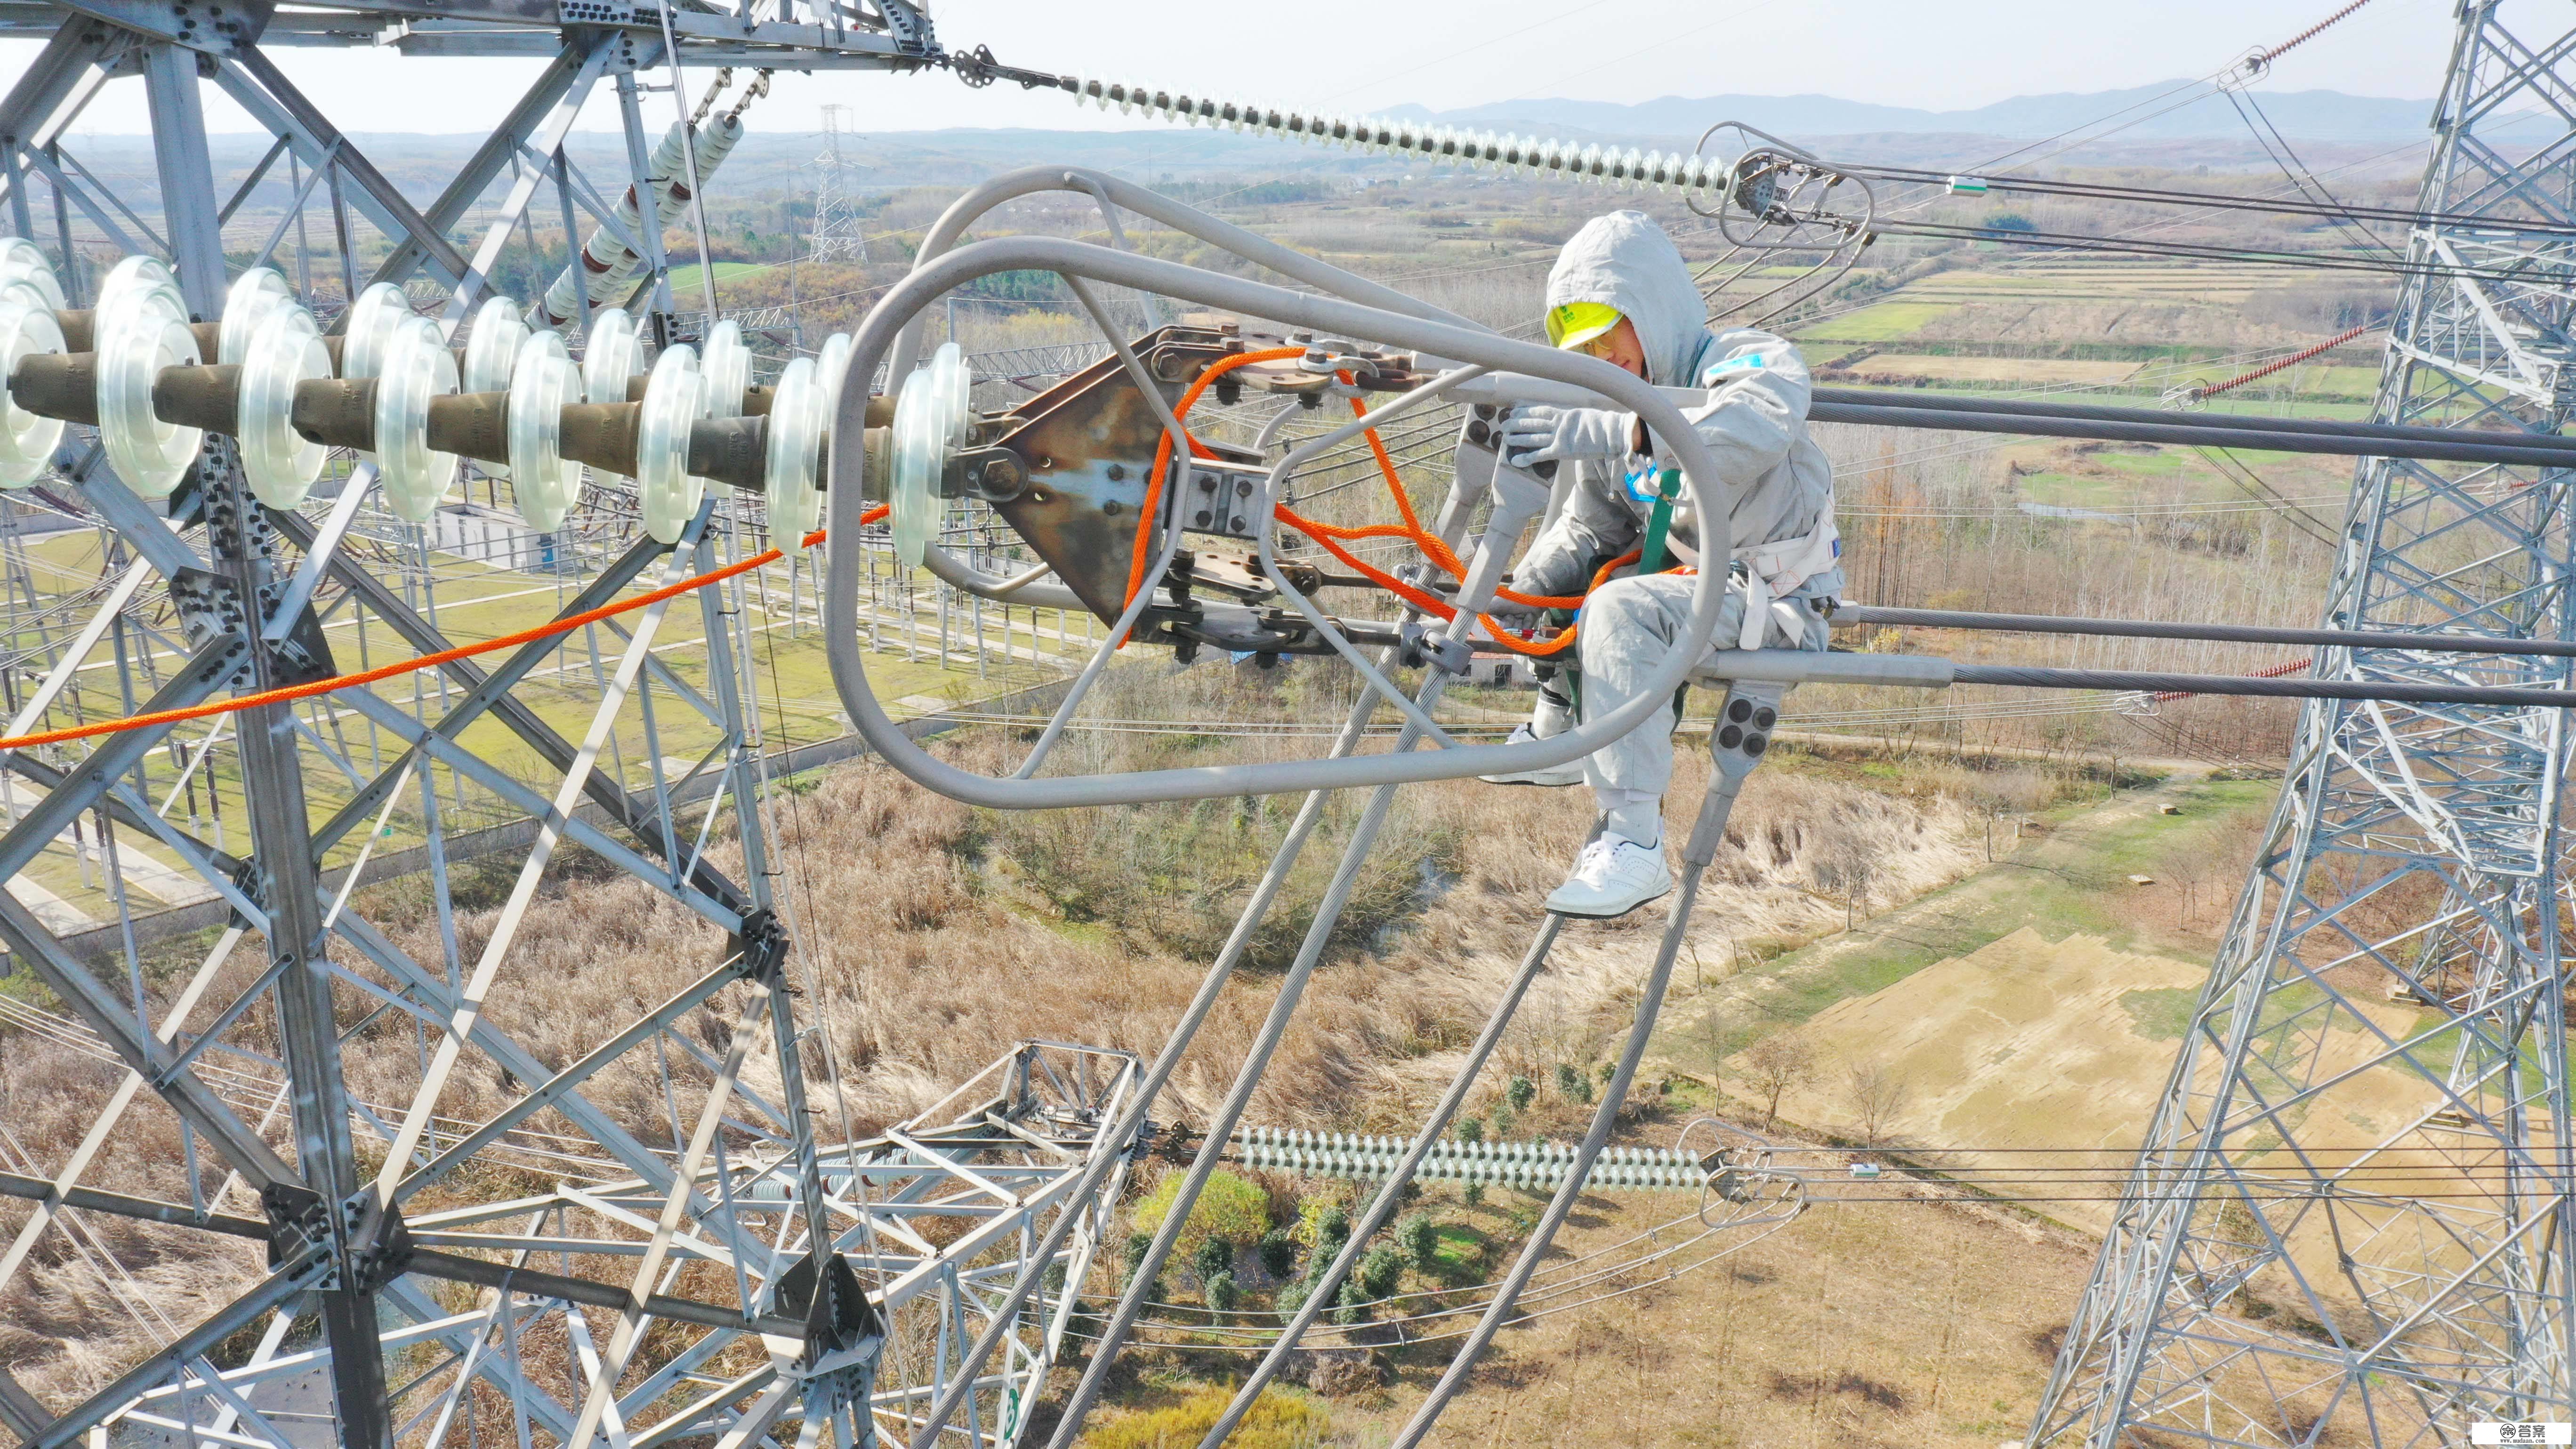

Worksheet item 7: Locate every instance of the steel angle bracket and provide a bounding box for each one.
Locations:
[973,319,1242,619]
[258,1183,415,1292]
[166,567,338,685]
[729,904,792,987]
[45,0,271,52]
[168,439,337,684]
[774,1248,884,1368]
[873,0,934,55]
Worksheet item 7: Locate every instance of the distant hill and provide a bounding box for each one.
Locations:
[1392,84,2463,144]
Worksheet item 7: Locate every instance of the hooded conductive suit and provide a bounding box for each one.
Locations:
[1498,211,1842,884]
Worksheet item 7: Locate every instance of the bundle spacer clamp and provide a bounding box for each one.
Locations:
[1399,620,1473,676]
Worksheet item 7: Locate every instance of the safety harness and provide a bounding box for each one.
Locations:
[1633,465,1841,649]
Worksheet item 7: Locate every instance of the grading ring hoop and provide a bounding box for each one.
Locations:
[815,331,854,406]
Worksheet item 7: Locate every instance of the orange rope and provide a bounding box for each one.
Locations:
[1120,347,1306,624]
[1290,381,1647,657]
[0,503,892,755]
[1319,387,1586,611]
[1120,354,1620,657]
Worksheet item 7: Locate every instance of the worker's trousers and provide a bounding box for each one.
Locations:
[1573,572,1830,824]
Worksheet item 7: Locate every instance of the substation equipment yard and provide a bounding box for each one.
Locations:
[0,0,2568,1445]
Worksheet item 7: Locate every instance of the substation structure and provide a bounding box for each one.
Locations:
[0,0,2568,1445]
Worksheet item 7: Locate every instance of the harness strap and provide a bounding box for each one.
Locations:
[1736,502,1842,597]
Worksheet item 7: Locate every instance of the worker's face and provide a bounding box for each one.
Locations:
[1575,316,1649,378]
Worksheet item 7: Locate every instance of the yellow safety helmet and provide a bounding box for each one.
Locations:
[1545,300,1624,351]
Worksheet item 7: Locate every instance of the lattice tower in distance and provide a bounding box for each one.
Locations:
[810,103,870,264]
[2032,3,2576,1444]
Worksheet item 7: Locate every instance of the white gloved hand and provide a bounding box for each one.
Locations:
[1498,405,1636,471]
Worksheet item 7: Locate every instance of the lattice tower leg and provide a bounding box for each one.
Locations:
[2032,6,2576,1445]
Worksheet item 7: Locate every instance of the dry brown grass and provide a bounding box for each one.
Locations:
[1127,1116,2102,1449]
[0,675,1977,1412]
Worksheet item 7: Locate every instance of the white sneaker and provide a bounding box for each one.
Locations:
[1544,836,1674,918]
[1480,724,1586,788]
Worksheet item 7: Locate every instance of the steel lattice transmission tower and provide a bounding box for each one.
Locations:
[2033,3,2576,1444]
[811,103,870,263]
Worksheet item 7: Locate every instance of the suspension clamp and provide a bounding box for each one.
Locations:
[731,905,793,988]
[946,43,1061,90]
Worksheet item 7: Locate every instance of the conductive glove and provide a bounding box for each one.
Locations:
[1498,405,1637,471]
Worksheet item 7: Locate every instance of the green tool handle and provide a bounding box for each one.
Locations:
[1637,468,1680,574]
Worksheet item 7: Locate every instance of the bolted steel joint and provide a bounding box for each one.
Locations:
[259,1181,330,1269]
[731,905,793,987]
[339,1189,415,1295]
[1707,686,1779,778]
[946,445,1026,501]
[775,1248,884,1366]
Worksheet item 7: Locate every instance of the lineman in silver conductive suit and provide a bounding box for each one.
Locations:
[1480,210,1843,918]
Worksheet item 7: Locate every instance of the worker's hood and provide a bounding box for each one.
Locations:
[1544,210,1706,389]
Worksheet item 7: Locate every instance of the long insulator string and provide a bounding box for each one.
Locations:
[1055,76,1747,197]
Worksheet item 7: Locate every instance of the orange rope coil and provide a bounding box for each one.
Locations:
[1120,351,1654,659]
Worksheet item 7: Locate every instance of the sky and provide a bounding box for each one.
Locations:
[8,0,2463,137]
